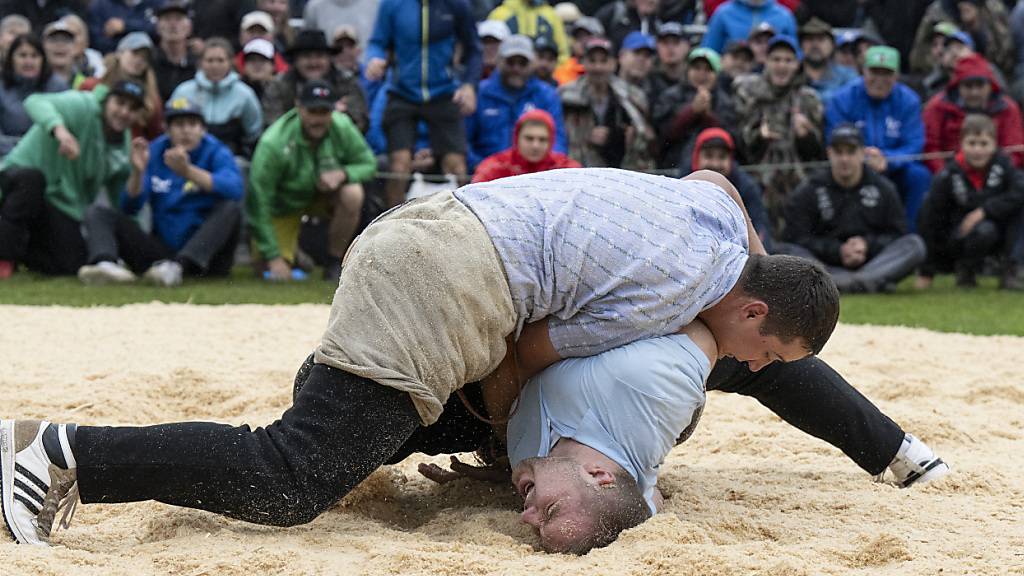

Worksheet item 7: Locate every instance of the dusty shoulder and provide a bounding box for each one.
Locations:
[678,320,718,368]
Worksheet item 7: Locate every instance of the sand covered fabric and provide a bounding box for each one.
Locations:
[0,304,1021,575]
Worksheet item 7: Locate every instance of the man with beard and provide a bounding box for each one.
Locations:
[799,17,856,102]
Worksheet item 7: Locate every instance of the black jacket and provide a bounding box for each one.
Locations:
[783,167,907,267]
[652,83,737,170]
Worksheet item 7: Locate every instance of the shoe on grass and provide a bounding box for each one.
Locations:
[143,260,183,287]
[77,261,136,285]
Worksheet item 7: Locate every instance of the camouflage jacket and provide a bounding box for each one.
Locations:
[909,0,1014,76]
[559,75,654,172]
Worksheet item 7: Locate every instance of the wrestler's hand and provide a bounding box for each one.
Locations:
[418,456,511,485]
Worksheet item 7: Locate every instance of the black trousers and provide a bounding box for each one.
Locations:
[0,167,87,275]
[75,355,905,527]
[83,202,241,276]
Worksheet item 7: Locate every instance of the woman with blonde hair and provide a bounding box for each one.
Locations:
[79,31,164,140]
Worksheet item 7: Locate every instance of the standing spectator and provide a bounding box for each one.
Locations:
[41,20,78,86]
[594,0,673,51]
[171,38,264,157]
[365,0,481,208]
[559,37,653,171]
[246,81,376,282]
[235,11,289,74]
[192,0,253,47]
[826,46,932,230]
[0,81,143,277]
[533,35,559,86]
[917,114,1024,289]
[652,47,737,170]
[650,22,689,94]
[703,0,798,20]
[466,34,566,171]
[617,32,657,103]
[922,53,1024,173]
[781,124,926,293]
[87,0,160,55]
[61,15,105,82]
[553,16,602,86]
[719,40,754,95]
[302,0,381,50]
[472,109,580,182]
[240,39,276,100]
[0,35,68,156]
[488,0,571,62]
[701,0,797,54]
[746,21,776,67]
[331,25,362,77]
[478,19,512,80]
[735,35,824,228]
[263,30,368,132]
[80,32,165,141]
[0,16,32,62]
[152,0,196,103]
[258,0,296,51]
[78,96,244,286]
[909,0,1013,76]
[0,0,81,34]
[799,17,856,102]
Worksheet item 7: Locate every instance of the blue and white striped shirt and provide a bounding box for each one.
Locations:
[453,168,749,358]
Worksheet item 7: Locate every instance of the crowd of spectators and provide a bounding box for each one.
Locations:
[0,0,1023,292]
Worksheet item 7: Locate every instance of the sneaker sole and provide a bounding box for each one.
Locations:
[78,268,134,286]
[901,459,950,488]
[1,420,28,543]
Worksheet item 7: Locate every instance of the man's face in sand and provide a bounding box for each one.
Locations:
[512,456,601,553]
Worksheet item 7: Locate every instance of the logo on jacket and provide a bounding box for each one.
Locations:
[859,185,880,208]
[815,187,834,221]
[987,162,1005,189]
[952,174,969,206]
[151,176,173,194]
[885,117,902,139]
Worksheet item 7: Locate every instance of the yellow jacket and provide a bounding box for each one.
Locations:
[487,0,570,62]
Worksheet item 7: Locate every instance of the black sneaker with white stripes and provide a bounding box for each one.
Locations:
[0,420,79,545]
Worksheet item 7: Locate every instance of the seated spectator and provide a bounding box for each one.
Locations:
[826,46,931,230]
[87,0,160,55]
[258,0,295,51]
[559,37,653,171]
[652,47,736,170]
[61,14,105,84]
[303,0,380,52]
[922,53,1024,173]
[618,31,656,99]
[701,0,796,54]
[472,109,580,182]
[909,0,1012,77]
[236,11,289,75]
[171,38,264,157]
[41,19,77,86]
[917,114,1024,290]
[780,124,925,293]
[240,39,276,100]
[553,17,602,86]
[919,22,961,99]
[595,0,680,52]
[79,32,165,141]
[466,35,567,171]
[746,21,776,68]
[0,0,81,35]
[152,0,196,103]
[77,97,244,287]
[799,17,856,102]
[0,35,68,156]
[263,30,368,132]
[834,30,859,70]
[478,20,511,80]
[0,16,32,61]
[533,36,559,86]
[688,127,772,248]
[719,40,754,96]
[735,35,824,226]
[331,25,362,77]
[0,81,143,278]
[650,22,689,92]
[247,81,376,282]
[488,0,570,61]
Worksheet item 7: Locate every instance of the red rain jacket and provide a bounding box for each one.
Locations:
[472,109,581,183]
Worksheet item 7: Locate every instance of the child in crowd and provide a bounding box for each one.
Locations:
[916,114,1024,289]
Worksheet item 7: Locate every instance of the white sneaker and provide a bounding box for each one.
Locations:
[143,260,183,287]
[77,261,136,285]
[0,420,79,545]
[874,433,950,488]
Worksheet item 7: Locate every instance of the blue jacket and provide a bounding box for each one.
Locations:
[122,133,243,251]
[366,0,482,103]
[807,64,858,102]
[87,0,160,54]
[466,74,567,170]
[825,78,925,171]
[701,0,797,53]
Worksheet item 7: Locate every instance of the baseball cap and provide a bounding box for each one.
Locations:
[945,30,975,50]
[241,10,275,34]
[42,19,75,39]
[164,96,205,122]
[533,35,558,56]
[298,80,338,110]
[932,21,959,39]
[864,45,900,72]
[828,123,864,148]
[156,0,190,17]
[767,35,802,61]
[656,21,686,39]
[836,30,860,49]
[499,34,536,61]
[584,36,613,56]
[332,24,358,45]
[243,38,275,61]
[109,79,146,107]
[621,31,656,53]
[478,19,511,42]
[117,31,154,53]
[749,21,776,39]
[571,17,604,37]
[688,47,721,72]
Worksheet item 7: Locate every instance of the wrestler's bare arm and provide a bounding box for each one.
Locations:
[683,170,768,257]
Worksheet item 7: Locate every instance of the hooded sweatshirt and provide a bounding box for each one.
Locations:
[922,54,1024,172]
[701,0,797,54]
[0,73,68,156]
[471,109,580,182]
[170,70,264,156]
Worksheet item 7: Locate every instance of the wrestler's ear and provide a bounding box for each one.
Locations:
[740,300,768,321]
[582,463,617,487]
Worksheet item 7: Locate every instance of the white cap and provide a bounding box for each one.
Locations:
[477,19,511,42]
[240,11,275,34]
[499,34,535,61]
[243,38,275,60]
[554,2,583,23]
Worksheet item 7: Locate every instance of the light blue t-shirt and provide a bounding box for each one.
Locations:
[506,334,711,514]
[453,168,749,359]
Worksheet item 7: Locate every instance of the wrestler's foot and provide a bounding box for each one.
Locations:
[1,420,79,545]
[874,433,949,488]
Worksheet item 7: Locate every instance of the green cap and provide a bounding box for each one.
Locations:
[864,45,900,72]
[688,47,721,72]
[933,21,959,38]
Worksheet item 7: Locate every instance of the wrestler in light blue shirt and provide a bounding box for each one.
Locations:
[506,334,711,514]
